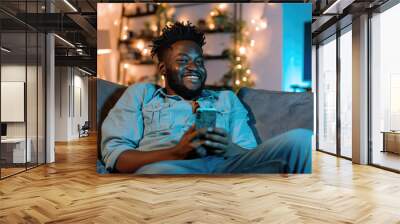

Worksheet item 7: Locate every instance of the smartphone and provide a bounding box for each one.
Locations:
[195,108,217,130]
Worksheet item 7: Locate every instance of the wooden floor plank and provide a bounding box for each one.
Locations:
[0,135,399,223]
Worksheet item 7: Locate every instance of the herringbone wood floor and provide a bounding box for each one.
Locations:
[1,135,400,224]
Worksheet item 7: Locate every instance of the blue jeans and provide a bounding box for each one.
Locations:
[135,128,312,174]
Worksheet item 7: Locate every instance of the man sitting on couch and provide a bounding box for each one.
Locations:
[101,22,312,174]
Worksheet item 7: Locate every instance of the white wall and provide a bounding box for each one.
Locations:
[242,3,283,90]
[54,67,89,141]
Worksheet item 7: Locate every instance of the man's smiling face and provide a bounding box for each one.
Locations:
[161,40,207,100]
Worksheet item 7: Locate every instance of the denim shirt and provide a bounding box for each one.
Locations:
[101,83,258,172]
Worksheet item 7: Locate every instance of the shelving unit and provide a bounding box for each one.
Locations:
[117,3,238,86]
[124,11,157,18]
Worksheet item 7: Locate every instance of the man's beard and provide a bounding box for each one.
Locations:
[165,70,206,100]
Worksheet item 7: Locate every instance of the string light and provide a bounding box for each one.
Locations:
[124,63,129,69]
[242,76,248,82]
[252,18,268,32]
[235,79,241,85]
[122,34,128,40]
[260,21,268,29]
[239,46,246,55]
[136,40,145,51]
[208,23,215,30]
[151,24,158,32]
[142,48,149,56]
[123,26,128,31]
[250,40,255,47]
[236,56,241,61]
[246,69,251,74]
[113,20,119,26]
[235,64,242,69]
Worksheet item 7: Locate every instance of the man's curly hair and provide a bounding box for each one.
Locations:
[151,21,206,61]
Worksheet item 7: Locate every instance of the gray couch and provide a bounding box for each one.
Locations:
[96,79,313,173]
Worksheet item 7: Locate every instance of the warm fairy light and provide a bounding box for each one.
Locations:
[260,21,268,29]
[236,56,241,61]
[250,39,255,47]
[151,24,158,32]
[235,79,241,85]
[124,63,129,69]
[210,11,216,17]
[123,26,128,31]
[218,3,227,10]
[239,46,246,55]
[113,20,119,26]
[260,20,268,29]
[236,64,242,69]
[242,76,248,82]
[246,69,251,74]
[166,21,173,27]
[209,23,215,30]
[122,34,128,40]
[136,40,145,51]
[253,19,268,32]
[161,75,165,80]
[142,48,149,56]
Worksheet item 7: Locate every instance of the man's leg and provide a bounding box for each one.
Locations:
[134,158,209,174]
[213,128,312,174]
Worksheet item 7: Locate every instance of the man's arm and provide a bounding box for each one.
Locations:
[115,125,207,173]
[101,83,153,172]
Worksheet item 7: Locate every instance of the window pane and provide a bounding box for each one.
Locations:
[26,31,38,169]
[1,30,28,177]
[318,36,337,154]
[371,3,400,171]
[340,29,352,158]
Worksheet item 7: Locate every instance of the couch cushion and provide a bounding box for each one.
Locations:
[237,87,313,145]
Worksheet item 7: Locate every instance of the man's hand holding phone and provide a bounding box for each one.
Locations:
[171,107,247,159]
[202,127,246,158]
[194,107,246,158]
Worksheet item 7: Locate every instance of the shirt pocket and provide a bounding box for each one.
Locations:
[142,102,173,135]
[216,108,230,131]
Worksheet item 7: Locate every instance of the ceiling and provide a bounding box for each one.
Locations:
[311,0,390,43]
[0,0,97,74]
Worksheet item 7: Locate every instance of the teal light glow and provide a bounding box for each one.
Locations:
[282,3,312,92]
